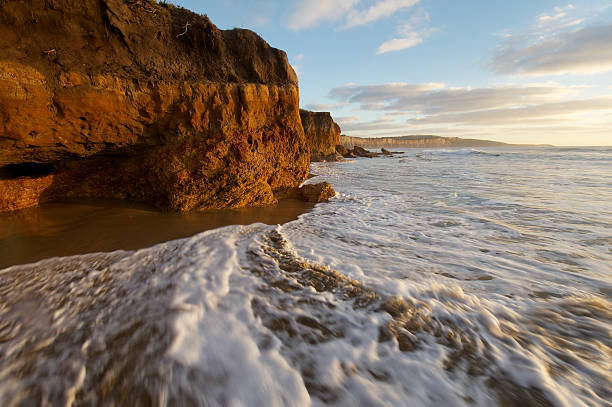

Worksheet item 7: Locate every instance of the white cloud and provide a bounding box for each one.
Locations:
[295,53,305,61]
[341,120,407,132]
[304,102,347,111]
[492,23,612,76]
[492,5,612,76]
[330,81,444,97]
[335,115,361,124]
[376,8,432,54]
[377,32,423,53]
[286,0,360,30]
[538,12,566,24]
[328,82,567,113]
[536,4,574,26]
[409,97,612,125]
[344,0,420,28]
[286,0,419,30]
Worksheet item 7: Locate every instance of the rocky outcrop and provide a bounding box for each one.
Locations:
[299,110,341,161]
[335,144,355,158]
[335,144,348,156]
[0,0,309,211]
[332,145,400,160]
[352,146,379,158]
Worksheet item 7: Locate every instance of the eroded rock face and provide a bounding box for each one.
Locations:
[0,0,308,211]
[299,110,341,162]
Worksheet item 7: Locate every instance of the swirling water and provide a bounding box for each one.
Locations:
[1,147,611,406]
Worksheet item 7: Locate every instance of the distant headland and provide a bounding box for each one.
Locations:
[341,135,553,149]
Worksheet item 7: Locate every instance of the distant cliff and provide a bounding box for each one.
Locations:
[0,0,310,211]
[300,110,341,161]
[341,135,517,149]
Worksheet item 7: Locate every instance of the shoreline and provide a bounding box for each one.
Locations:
[0,197,314,269]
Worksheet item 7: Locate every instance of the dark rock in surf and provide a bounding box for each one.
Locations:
[352,146,379,158]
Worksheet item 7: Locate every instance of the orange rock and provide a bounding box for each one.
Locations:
[0,175,55,212]
[276,182,336,203]
[300,110,342,162]
[0,0,309,212]
[298,182,336,203]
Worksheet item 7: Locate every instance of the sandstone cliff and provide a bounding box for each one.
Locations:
[341,135,512,149]
[0,0,310,211]
[299,109,341,161]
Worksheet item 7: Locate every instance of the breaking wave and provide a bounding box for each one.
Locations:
[1,224,610,406]
[1,146,611,406]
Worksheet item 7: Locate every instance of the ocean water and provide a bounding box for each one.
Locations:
[1,147,611,406]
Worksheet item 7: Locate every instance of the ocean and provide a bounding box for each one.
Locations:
[1,146,611,406]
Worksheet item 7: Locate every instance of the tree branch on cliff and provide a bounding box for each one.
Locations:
[176,22,190,38]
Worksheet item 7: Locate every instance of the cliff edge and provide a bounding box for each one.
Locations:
[0,0,309,211]
[299,109,341,161]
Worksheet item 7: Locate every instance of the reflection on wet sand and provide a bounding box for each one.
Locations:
[0,199,314,269]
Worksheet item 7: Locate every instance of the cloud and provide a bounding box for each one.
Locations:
[329,82,444,103]
[377,8,431,54]
[326,80,612,144]
[286,0,419,30]
[409,97,612,125]
[344,0,420,28]
[492,5,612,76]
[304,102,347,111]
[340,120,407,132]
[329,82,569,114]
[537,4,574,26]
[493,23,612,76]
[335,115,361,124]
[286,0,360,30]
[377,32,423,53]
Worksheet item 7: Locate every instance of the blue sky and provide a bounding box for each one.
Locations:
[177,0,612,146]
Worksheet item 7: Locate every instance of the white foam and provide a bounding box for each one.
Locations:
[2,147,611,406]
[167,225,311,406]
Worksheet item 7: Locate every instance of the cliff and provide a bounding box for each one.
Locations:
[0,0,310,211]
[299,109,341,161]
[341,135,513,149]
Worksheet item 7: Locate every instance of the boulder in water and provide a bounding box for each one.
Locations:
[276,182,336,203]
[352,146,379,158]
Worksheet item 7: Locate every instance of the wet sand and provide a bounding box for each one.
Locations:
[0,199,314,269]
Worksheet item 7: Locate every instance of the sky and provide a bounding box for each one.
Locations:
[177,0,612,146]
